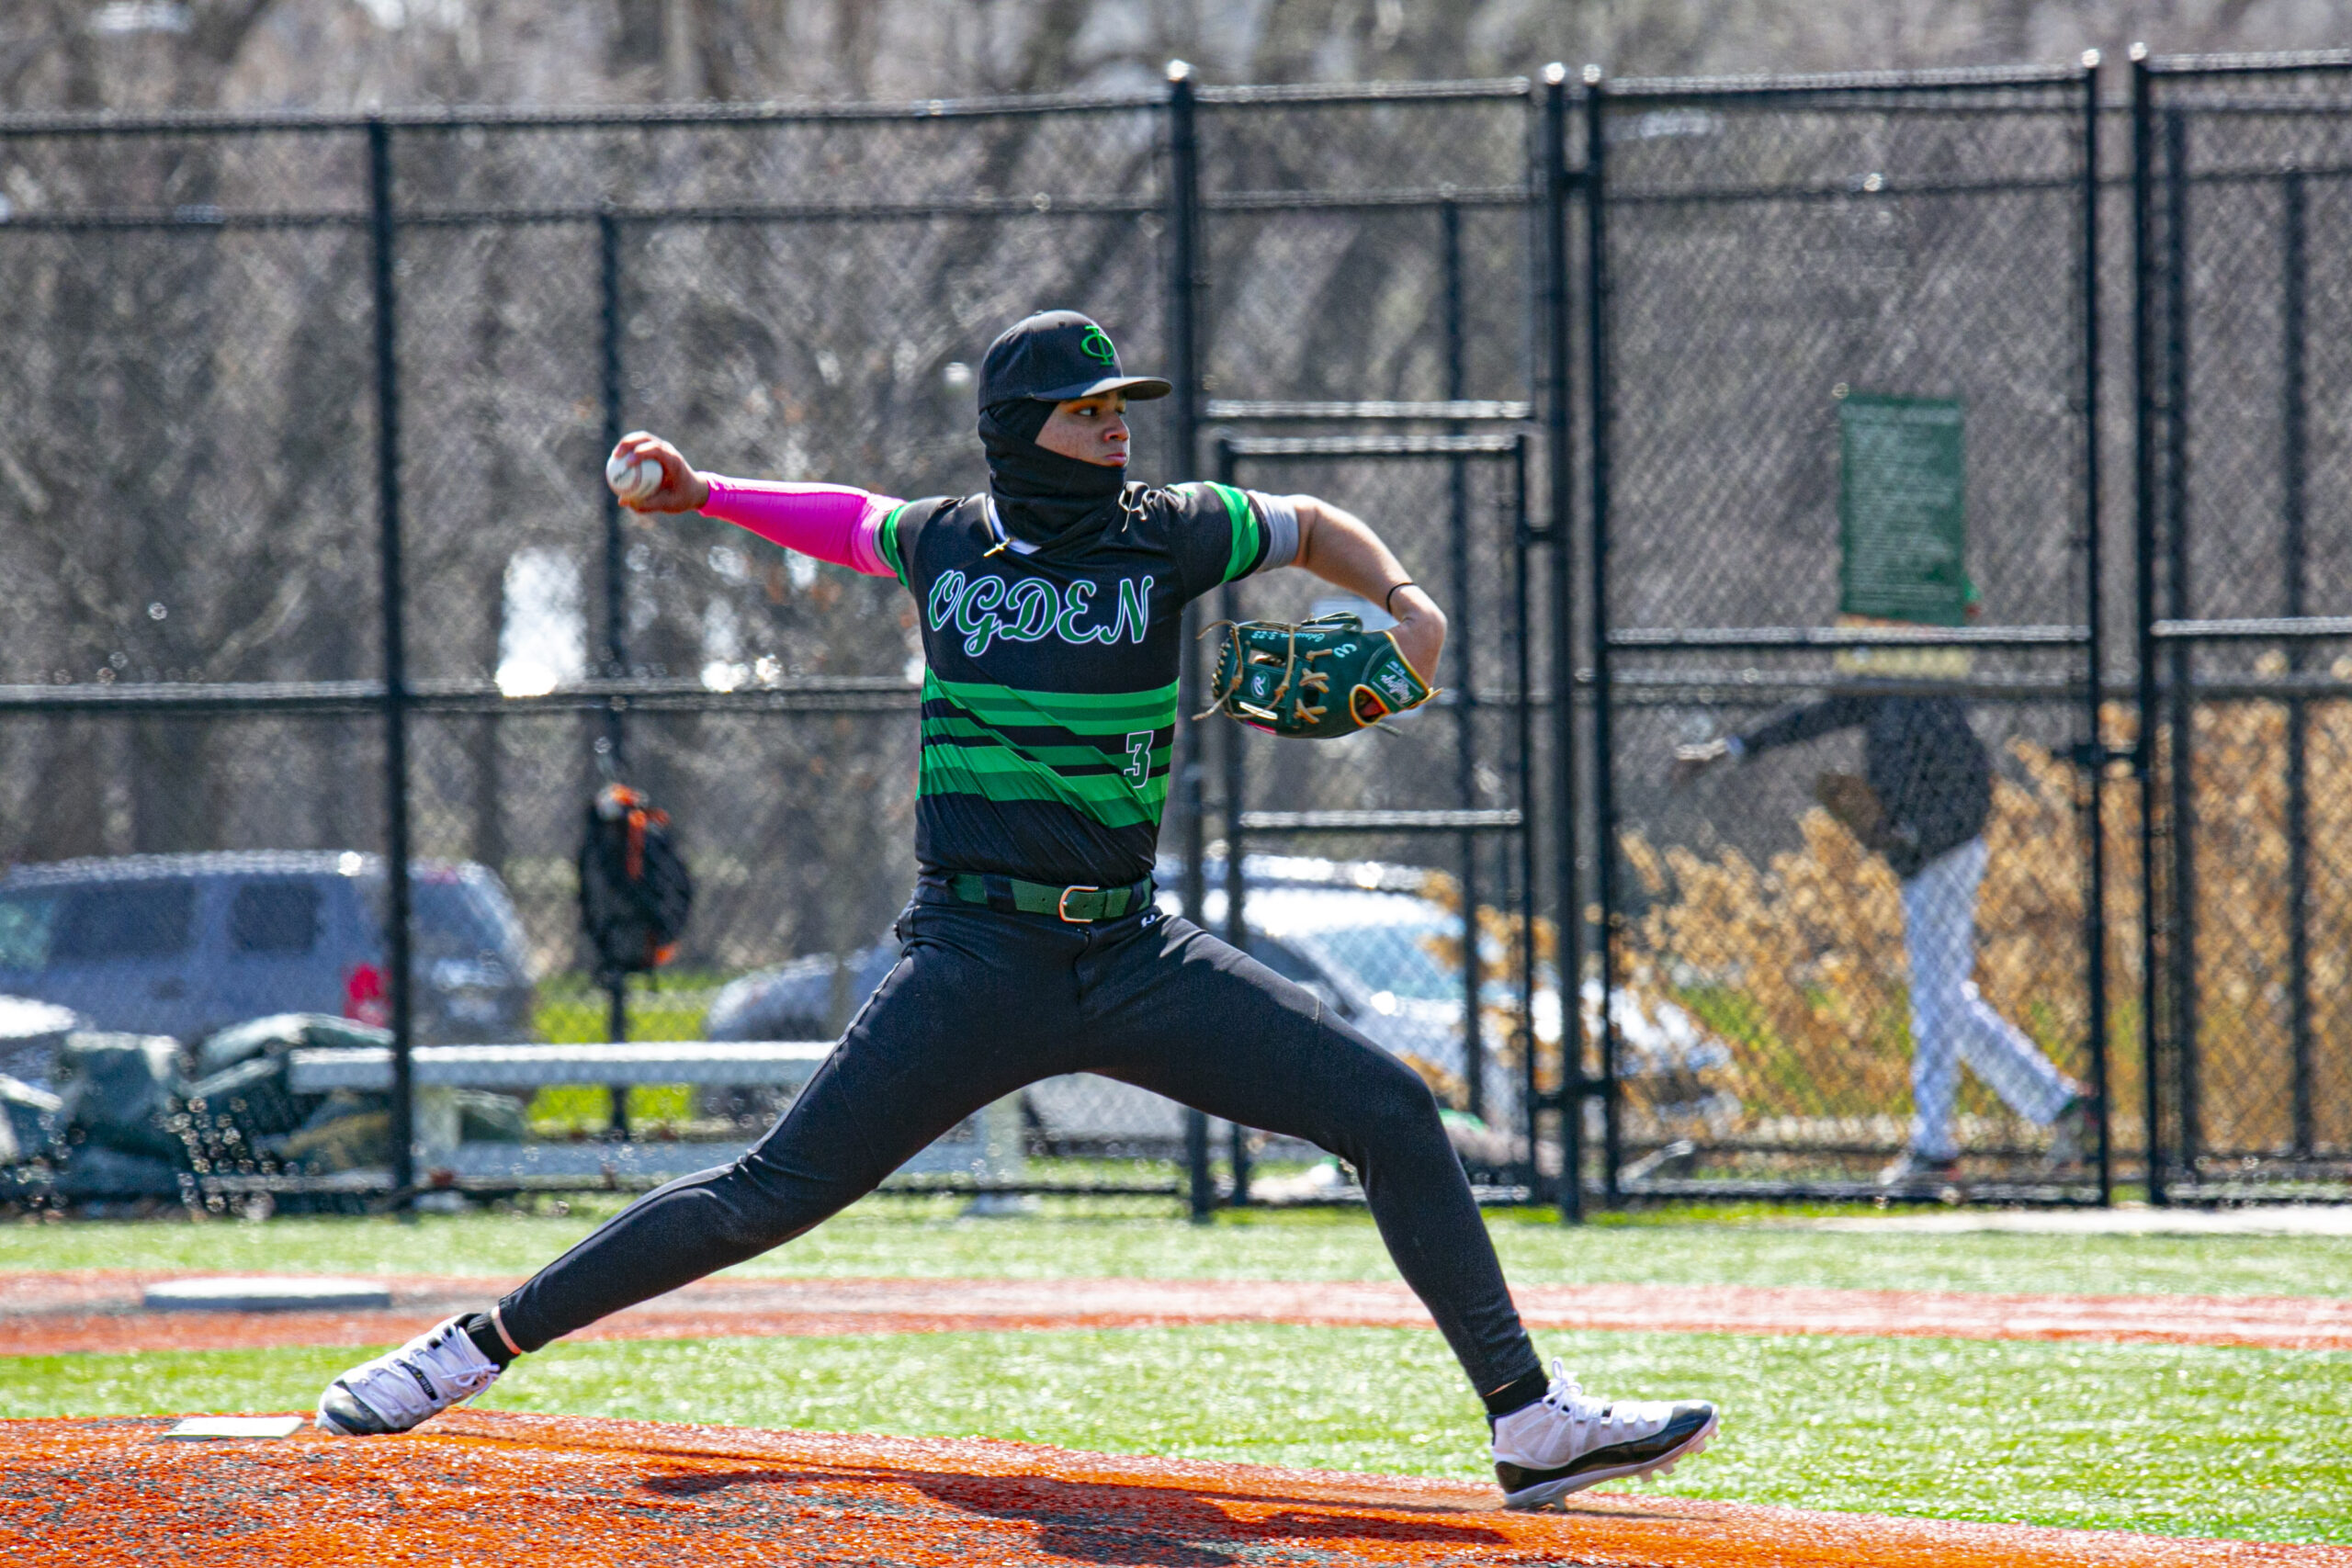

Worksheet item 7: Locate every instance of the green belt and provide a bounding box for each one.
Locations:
[944,872,1155,923]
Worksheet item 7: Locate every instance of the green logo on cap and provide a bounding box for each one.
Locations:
[1079,325,1117,367]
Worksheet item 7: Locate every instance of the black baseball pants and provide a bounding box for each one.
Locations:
[497,885,1543,1396]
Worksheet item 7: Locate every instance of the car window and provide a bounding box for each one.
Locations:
[231,881,321,953]
[1244,937,1322,985]
[0,894,58,968]
[51,882,196,963]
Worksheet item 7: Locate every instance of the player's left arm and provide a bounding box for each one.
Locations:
[1290,497,1446,682]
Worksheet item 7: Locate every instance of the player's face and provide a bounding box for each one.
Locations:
[1035,393,1130,468]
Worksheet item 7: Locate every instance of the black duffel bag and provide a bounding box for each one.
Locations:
[578,781,693,979]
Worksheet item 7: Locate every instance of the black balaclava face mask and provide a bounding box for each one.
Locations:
[978,396,1126,547]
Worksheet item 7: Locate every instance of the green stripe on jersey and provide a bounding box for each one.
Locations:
[920,671,1173,829]
[920,742,1167,827]
[925,671,1179,734]
[922,715,1169,773]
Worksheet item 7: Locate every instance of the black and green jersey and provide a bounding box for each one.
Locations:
[876,482,1295,886]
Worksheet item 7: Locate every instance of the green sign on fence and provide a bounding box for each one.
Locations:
[1838,391,1966,626]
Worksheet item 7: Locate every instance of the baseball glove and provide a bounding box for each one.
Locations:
[1198,613,1434,739]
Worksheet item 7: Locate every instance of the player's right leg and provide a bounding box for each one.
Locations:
[1890,845,1972,1186]
[1076,909,1715,1506]
[1889,837,2085,1189]
[316,896,1080,1436]
[1932,840,2082,1137]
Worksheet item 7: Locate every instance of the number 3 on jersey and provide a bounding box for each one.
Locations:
[1121,731,1153,788]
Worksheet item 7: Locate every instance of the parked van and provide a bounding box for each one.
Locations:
[0,852,533,1045]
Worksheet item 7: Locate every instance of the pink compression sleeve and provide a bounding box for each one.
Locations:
[698,476,902,578]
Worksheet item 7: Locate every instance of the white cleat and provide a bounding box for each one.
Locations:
[1491,1359,1719,1510]
[314,1315,501,1437]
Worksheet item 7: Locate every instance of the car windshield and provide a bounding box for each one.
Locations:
[411,879,513,960]
[1283,919,1459,1002]
[364,871,525,963]
[1190,876,1505,1008]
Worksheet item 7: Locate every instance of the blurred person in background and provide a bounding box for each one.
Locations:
[1671,614,2093,1190]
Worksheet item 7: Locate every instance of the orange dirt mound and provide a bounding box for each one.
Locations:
[3,1412,2342,1567]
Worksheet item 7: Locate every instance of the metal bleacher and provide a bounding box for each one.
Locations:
[288,1041,1020,1189]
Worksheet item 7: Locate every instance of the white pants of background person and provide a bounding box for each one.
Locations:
[1899,836,2075,1160]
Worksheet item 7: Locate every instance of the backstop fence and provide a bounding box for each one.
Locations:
[0,50,2343,1216]
[2134,51,2352,1203]
[1585,65,2113,1206]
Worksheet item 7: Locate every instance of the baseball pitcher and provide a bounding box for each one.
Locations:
[313,310,1717,1509]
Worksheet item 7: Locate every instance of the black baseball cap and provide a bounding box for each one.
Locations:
[979,310,1171,406]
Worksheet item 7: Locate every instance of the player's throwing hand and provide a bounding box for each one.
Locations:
[1668,737,1735,787]
[605,430,711,514]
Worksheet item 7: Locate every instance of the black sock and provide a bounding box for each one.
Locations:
[463,1312,517,1369]
[1482,1366,1548,1422]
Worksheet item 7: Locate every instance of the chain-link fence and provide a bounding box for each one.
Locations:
[1585,65,2114,1201]
[7,55,2352,1216]
[1206,434,1541,1204]
[1175,81,1555,1209]
[2135,52,2352,1201]
[0,77,1577,1215]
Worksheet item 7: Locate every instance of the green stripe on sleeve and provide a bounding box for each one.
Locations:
[876,502,911,587]
[1207,481,1262,584]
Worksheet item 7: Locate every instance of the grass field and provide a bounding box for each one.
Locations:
[10,1200,2352,1298]
[526,972,725,1133]
[6,1203,2348,1544]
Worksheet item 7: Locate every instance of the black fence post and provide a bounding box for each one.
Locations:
[1581,66,1621,1209]
[368,116,417,1205]
[1533,58,1589,1222]
[1540,62,1583,1223]
[599,206,628,755]
[1442,197,1487,1129]
[2129,47,2168,1205]
[597,203,631,1136]
[1510,432,1541,1207]
[2281,165,2314,1161]
[1166,59,1215,1224]
[1215,435,1251,1209]
[2079,51,2114,1208]
[2159,100,2199,1190]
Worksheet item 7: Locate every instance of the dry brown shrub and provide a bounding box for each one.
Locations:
[1415,693,2348,1160]
[2175,688,2352,1154]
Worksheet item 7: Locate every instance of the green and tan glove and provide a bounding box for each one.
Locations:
[1199,614,1435,739]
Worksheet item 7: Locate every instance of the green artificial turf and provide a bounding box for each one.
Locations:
[4,1325,2344,1544]
[7,1201,2352,1301]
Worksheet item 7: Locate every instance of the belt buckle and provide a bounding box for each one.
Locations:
[1057,884,1102,922]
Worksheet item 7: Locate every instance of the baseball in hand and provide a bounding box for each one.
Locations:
[605,451,663,505]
